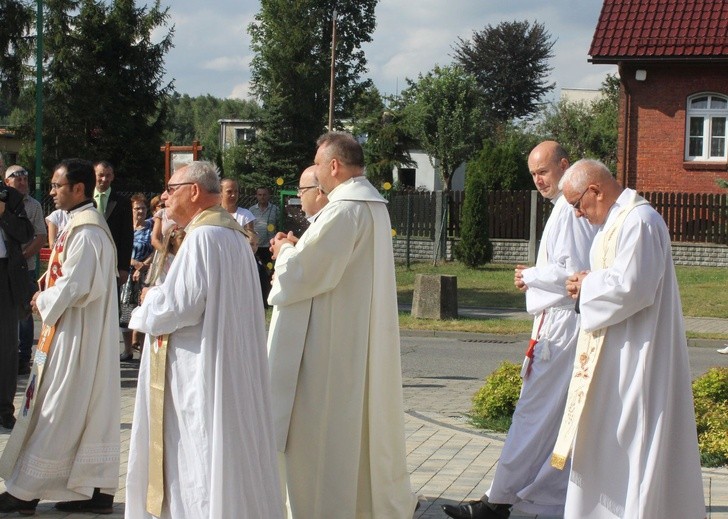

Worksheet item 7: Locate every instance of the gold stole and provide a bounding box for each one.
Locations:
[0,208,115,478]
[551,192,649,470]
[146,206,245,516]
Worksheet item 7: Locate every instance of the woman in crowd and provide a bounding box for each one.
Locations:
[120,193,154,361]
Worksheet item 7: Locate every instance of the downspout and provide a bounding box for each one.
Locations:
[619,62,631,188]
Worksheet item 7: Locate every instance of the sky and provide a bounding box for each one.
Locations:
[155,0,618,102]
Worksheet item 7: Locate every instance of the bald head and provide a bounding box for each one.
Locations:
[527,141,569,200]
[299,165,328,217]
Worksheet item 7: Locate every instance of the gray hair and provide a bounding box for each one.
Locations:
[183,161,221,194]
[559,158,612,192]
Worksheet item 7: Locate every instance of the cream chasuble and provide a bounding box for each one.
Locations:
[126,206,281,519]
[0,204,120,502]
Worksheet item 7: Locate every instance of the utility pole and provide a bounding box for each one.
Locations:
[34,0,43,201]
[327,10,337,131]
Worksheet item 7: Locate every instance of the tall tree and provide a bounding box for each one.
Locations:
[454,20,555,123]
[14,0,173,189]
[248,0,377,180]
[0,0,34,121]
[351,85,417,186]
[454,143,493,267]
[400,65,488,191]
[537,74,619,170]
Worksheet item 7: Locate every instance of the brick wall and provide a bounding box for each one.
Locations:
[620,63,728,194]
[672,242,728,267]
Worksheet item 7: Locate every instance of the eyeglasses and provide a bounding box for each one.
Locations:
[165,182,195,194]
[6,169,28,178]
[50,182,70,190]
[571,187,591,211]
[296,185,318,196]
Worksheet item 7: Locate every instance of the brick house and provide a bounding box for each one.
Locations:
[589,0,728,193]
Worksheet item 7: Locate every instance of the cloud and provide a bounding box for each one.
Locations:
[157,0,611,102]
[229,82,255,101]
[203,55,249,72]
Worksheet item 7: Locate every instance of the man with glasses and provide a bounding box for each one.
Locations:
[556,159,705,518]
[268,132,416,518]
[0,159,120,515]
[444,141,597,519]
[297,165,328,220]
[4,165,47,375]
[125,162,282,518]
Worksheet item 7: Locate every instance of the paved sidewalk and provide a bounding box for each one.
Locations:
[1,331,727,518]
[408,304,728,336]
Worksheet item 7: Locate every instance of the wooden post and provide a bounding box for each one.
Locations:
[160,141,205,184]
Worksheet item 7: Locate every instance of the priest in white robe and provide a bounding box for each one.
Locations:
[0,159,120,515]
[559,159,705,519]
[443,142,597,519]
[125,161,282,519]
[268,132,416,519]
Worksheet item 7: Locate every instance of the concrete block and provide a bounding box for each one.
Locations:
[411,274,458,320]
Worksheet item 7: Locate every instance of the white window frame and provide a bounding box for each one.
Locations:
[685,93,728,162]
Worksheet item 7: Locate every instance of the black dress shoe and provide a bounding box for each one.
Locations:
[442,499,511,519]
[1,414,16,430]
[0,492,39,515]
[120,352,134,362]
[55,487,114,514]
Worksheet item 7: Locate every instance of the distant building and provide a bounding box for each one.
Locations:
[560,88,603,104]
[394,150,465,191]
[218,119,259,151]
[590,0,728,193]
[0,127,21,166]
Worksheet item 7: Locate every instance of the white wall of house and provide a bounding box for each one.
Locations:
[218,119,258,151]
[393,149,465,191]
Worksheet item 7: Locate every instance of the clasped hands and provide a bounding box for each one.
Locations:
[566,271,589,300]
[270,231,298,260]
[515,264,590,300]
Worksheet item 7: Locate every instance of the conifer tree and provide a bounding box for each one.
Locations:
[454,143,494,267]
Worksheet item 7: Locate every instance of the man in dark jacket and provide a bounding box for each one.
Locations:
[93,161,133,284]
[0,181,34,429]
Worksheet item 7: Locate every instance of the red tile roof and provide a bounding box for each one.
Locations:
[589,0,728,62]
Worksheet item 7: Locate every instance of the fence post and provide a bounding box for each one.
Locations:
[528,190,538,264]
[434,191,447,263]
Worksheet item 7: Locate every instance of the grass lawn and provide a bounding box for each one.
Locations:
[396,261,728,338]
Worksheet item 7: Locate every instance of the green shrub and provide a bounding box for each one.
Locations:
[693,368,728,467]
[470,361,522,431]
[692,367,728,402]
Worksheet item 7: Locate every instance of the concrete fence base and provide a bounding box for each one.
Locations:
[393,237,728,267]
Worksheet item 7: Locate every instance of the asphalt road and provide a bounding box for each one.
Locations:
[400,333,728,383]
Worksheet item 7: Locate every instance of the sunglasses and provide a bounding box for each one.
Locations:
[6,169,28,179]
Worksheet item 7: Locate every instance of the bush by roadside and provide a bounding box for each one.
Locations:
[470,362,728,467]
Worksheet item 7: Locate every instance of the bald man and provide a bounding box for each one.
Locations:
[444,142,597,519]
[296,166,328,219]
